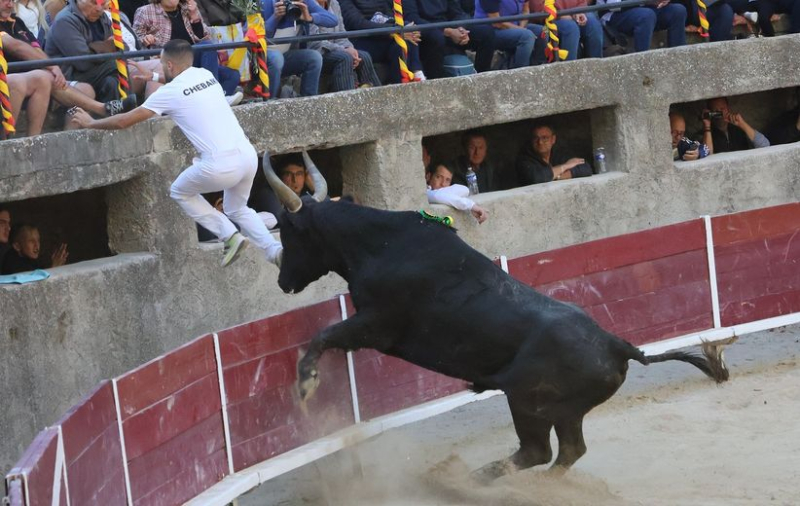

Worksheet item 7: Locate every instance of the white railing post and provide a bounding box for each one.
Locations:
[340,295,361,424]
[703,215,722,328]
[112,379,133,506]
[213,333,236,476]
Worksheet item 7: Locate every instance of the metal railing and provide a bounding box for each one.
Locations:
[8,0,655,73]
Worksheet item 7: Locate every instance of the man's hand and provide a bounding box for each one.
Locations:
[344,46,361,67]
[728,112,749,129]
[565,157,585,169]
[130,60,154,82]
[404,22,422,44]
[67,107,94,129]
[142,34,157,46]
[444,27,469,45]
[48,66,67,90]
[186,0,201,22]
[701,109,712,130]
[795,110,800,132]
[574,13,587,25]
[682,148,700,161]
[656,0,670,7]
[293,1,313,22]
[471,205,488,224]
[274,0,287,18]
[51,243,69,268]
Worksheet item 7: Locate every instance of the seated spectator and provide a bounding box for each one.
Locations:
[764,106,800,146]
[1,224,68,274]
[0,207,10,265]
[403,0,495,78]
[670,111,709,161]
[1,30,135,137]
[15,0,48,46]
[453,130,502,192]
[755,0,799,36]
[474,0,546,69]
[134,0,242,103]
[262,0,336,98]
[306,0,381,92]
[676,0,743,42]
[46,0,127,102]
[426,160,488,223]
[529,0,603,59]
[250,153,313,224]
[338,0,426,83]
[697,97,770,154]
[516,123,592,184]
[596,0,686,52]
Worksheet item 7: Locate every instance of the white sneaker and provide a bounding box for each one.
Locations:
[221,232,248,267]
[414,71,427,82]
[226,91,244,106]
[744,11,758,23]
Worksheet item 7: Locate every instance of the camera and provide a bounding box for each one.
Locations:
[677,137,709,159]
[701,111,724,120]
[282,0,303,21]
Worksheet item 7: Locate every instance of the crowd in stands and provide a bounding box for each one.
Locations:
[1,0,799,135]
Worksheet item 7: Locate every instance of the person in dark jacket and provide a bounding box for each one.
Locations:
[402,0,494,78]
[452,130,502,192]
[516,123,592,185]
[337,0,426,83]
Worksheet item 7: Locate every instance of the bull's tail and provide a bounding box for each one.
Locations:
[623,337,736,384]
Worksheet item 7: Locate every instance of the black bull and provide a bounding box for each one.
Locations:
[264,153,729,480]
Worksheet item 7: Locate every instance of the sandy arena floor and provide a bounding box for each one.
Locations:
[239,325,800,506]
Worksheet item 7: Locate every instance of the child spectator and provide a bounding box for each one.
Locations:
[426,160,489,224]
[307,0,381,92]
[516,123,592,184]
[1,224,69,274]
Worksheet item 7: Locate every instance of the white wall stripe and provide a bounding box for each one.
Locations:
[213,333,236,476]
[500,255,509,273]
[340,295,361,424]
[112,379,133,506]
[50,426,70,506]
[703,215,722,328]
[23,473,30,506]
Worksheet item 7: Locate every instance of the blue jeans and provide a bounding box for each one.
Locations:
[681,0,735,41]
[353,36,423,84]
[193,40,240,96]
[557,13,603,59]
[608,4,687,52]
[493,27,536,68]
[266,49,323,98]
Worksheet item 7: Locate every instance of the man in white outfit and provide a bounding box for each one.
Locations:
[425,161,488,224]
[70,39,283,267]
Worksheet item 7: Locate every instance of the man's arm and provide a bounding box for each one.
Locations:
[70,106,157,130]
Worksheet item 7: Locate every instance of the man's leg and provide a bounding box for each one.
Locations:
[266,49,284,98]
[282,49,322,97]
[218,66,241,96]
[461,24,495,72]
[222,147,283,264]
[354,50,382,87]
[419,28,446,79]
[707,2,735,40]
[581,12,604,58]
[73,59,121,102]
[780,0,800,33]
[495,28,535,68]
[555,19,580,60]
[355,37,396,82]
[608,8,657,52]
[656,3,688,47]
[757,0,777,35]
[7,71,51,136]
[322,50,357,92]
[194,40,238,96]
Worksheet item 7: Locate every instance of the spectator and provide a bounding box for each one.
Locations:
[46,0,126,102]
[764,107,800,146]
[595,0,686,52]
[453,130,501,192]
[262,0,336,97]
[755,0,799,36]
[15,0,48,46]
[250,153,313,225]
[0,207,10,265]
[134,0,242,103]
[426,160,489,223]
[0,30,135,137]
[338,0,426,83]
[403,0,495,78]
[698,97,770,154]
[677,0,743,42]
[306,0,381,92]
[529,0,602,59]
[1,224,69,274]
[516,123,592,184]
[474,0,546,69]
[670,111,709,161]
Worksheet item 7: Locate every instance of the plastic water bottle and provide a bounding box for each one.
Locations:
[593,147,607,174]
[466,167,479,195]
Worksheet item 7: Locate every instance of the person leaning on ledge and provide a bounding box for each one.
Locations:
[516,123,593,185]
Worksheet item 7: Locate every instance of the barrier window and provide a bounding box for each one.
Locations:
[0,188,111,275]
[670,87,800,162]
[422,110,602,194]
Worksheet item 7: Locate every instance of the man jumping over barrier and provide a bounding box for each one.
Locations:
[70,39,283,268]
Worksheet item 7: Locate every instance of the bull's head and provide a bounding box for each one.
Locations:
[263,151,333,294]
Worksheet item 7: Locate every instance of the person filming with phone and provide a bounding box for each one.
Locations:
[696,97,770,155]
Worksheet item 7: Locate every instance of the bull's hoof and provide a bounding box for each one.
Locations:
[470,458,516,485]
[298,367,320,403]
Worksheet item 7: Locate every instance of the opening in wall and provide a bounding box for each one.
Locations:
[421,108,613,193]
[670,87,800,163]
[0,188,111,276]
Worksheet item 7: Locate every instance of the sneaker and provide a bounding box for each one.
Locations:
[104,95,138,116]
[226,91,244,107]
[221,232,248,267]
[413,71,427,82]
[744,11,758,23]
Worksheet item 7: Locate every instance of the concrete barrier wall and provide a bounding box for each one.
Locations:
[6,202,800,505]
[2,34,800,473]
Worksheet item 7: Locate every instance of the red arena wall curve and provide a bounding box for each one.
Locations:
[6,203,800,506]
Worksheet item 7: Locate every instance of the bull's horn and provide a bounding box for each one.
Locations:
[302,151,328,203]
[263,152,302,213]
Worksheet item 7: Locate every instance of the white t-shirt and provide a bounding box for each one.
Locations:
[426,184,475,212]
[142,67,249,157]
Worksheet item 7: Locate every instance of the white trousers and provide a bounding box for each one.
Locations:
[169,145,282,263]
